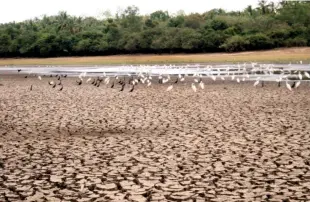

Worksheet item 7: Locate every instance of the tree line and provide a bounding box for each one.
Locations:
[0,0,309,57]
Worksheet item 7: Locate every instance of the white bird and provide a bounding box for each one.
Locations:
[38,76,42,80]
[211,76,216,81]
[166,85,173,91]
[304,72,310,78]
[147,82,152,87]
[180,77,185,82]
[104,77,110,84]
[194,79,199,83]
[141,78,147,84]
[221,76,225,80]
[199,82,204,89]
[253,80,260,87]
[286,81,292,91]
[236,78,240,83]
[79,72,86,80]
[298,72,302,80]
[163,78,169,84]
[191,83,197,92]
[231,75,235,80]
[86,78,91,83]
[295,81,301,88]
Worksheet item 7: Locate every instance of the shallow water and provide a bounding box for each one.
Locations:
[1,63,310,81]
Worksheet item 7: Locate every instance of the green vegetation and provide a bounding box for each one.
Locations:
[0,0,309,58]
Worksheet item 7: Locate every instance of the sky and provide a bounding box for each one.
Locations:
[0,0,263,23]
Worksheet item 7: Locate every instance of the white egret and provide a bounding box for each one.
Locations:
[199,82,205,89]
[253,80,260,87]
[298,72,302,80]
[286,80,292,91]
[166,85,173,91]
[191,83,197,92]
[295,81,301,88]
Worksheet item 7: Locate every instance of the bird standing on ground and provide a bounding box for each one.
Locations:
[253,80,260,87]
[120,83,125,91]
[166,85,173,91]
[295,81,301,88]
[76,79,82,85]
[199,82,204,89]
[286,80,292,91]
[191,83,197,92]
[291,81,296,88]
[129,85,135,92]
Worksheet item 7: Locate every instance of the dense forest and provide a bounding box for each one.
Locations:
[0,0,310,57]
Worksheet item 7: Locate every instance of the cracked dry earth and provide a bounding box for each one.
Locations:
[0,75,310,202]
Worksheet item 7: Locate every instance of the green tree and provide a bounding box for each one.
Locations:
[220,35,249,52]
[0,1,309,57]
[246,33,273,50]
[150,11,169,21]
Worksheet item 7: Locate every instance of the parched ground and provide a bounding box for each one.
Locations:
[0,47,310,65]
[0,76,310,202]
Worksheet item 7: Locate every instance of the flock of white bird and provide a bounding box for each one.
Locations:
[1,62,308,92]
[68,62,310,92]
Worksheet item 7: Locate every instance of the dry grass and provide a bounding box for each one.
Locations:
[0,47,309,66]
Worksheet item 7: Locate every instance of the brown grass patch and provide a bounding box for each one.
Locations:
[0,47,309,66]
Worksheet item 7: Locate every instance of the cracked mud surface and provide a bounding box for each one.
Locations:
[0,75,310,202]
